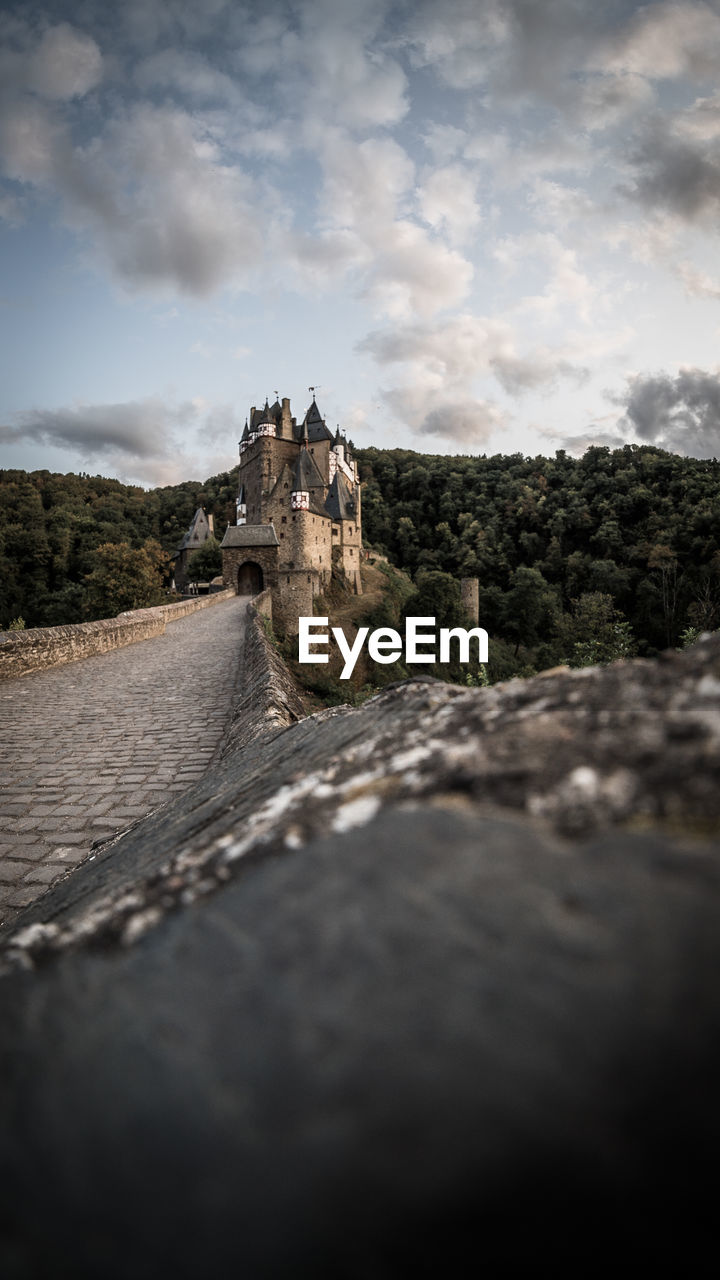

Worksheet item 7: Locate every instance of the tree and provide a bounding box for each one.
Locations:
[501,566,560,655]
[83,540,170,618]
[186,536,222,582]
[557,592,636,667]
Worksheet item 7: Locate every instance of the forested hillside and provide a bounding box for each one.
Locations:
[0,468,237,628]
[2,444,719,681]
[355,444,720,673]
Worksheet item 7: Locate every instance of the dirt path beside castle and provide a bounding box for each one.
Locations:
[0,596,247,931]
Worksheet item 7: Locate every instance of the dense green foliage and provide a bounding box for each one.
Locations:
[0,468,237,627]
[187,537,223,582]
[355,444,720,674]
[83,541,169,617]
[2,444,719,682]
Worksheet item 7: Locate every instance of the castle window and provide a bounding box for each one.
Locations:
[333,527,338,536]
[281,516,287,523]
[307,575,311,583]
[286,576,290,584]
[280,532,284,539]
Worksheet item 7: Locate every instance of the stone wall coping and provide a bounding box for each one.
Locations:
[0,588,236,680]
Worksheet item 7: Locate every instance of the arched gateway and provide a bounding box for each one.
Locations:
[237,561,263,595]
[220,524,280,599]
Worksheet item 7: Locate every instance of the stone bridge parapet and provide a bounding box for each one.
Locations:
[0,589,235,680]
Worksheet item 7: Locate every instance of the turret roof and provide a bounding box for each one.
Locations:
[176,507,211,551]
[300,398,334,443]
[292,448,325,492]
[324,472,357,521]
[257,399,275,426]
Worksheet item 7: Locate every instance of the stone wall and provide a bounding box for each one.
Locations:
[271,567,321,635]
[3,639,720,1275]
[251,587,273,620]
[0,588,235,680]
[223,599,305,751]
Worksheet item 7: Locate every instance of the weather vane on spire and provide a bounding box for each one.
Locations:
[308,385,321,398]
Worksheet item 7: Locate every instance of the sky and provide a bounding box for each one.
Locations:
[2,0,720,487]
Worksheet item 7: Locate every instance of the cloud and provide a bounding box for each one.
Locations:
[674,90,720,141]
[576,71,654,131]
[26,22,103,100]
[493,232,600,323]
[553,426,627,454]
[617,367,720,457]
[382,381,507,445]
[359,311,589,393]
[594,1,720,81]
[0,93,266,295]
[358,309,593,450]
[0,395,242,485]
[676,260,720,298]
[237,0,409,131]
[416,163,482,246]
[311,129,474,316]
[414,397,506,444]
[626,120,720,220]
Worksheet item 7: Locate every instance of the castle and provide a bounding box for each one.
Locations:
[221,394,362,631]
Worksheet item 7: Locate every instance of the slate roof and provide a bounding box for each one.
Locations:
[177,508,211,551]
[325,472,357,520]
[257,400,275,427]
[269,462,295,499]
[292,448,325,492]
[221,525,279,547]
[299,398,334,443]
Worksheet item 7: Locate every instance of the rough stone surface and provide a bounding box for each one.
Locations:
[2,635,720,1274]
[0,588,235,680]
[223,602,305,751]
[0,596,247,932]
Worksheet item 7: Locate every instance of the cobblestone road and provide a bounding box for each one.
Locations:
[0,597,247,930]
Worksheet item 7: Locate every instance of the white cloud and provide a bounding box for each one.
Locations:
[404,0,510,89]
[416,163,482,246]
[494,232,599,324]
[594,2,720,81]
[362,220,473,318]
[675,91,720,141]
[359,311,589,393]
